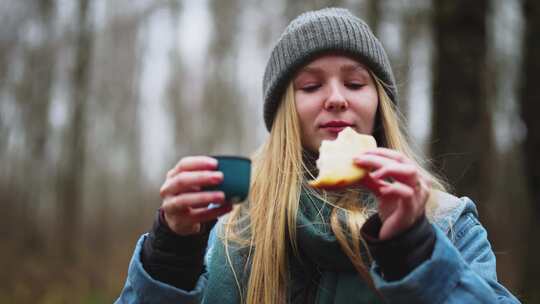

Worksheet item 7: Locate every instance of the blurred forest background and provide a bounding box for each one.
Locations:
[1,0,539,303]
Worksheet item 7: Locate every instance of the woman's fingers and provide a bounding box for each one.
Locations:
[187,203,233,223]
[370,163,419,186]
[162,191,225,214]
[165,203,233,235]
[354,153,393,170]
[159,155,230,235]
[163,192,231,235]
[166,156,218,179]
[377,183,419,237]
[378,208,409,240]
[380,181,414,199]
[378,182,416,223]
[160,171,223,198]
[354,147,416,170]
[355,149,432,240]
[358,174,387,195]
[355,152,422,188]
[363,148,412,164]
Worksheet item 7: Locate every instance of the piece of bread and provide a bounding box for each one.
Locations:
[308,127,377,190]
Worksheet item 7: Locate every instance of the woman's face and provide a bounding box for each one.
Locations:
[293,54,379,152]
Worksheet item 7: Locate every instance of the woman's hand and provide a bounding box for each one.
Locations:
[354,148,431,240]
[159,156,233,236]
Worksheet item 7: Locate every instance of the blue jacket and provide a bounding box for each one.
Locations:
[115,192,521,303]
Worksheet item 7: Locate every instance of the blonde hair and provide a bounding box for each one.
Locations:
[222,74,447,304]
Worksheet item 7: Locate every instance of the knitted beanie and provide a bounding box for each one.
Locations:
[262,7,397,131]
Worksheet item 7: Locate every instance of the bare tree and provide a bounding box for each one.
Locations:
[431,0,493,212]
[284,0,347,21]
[399,2,430,124]
[520,0,540,300]
[199,0,244,153]
[166,2,192,156]
[56,0,93,262]
[0,2,33,88]
[365,0,381,34]
[10,0,56,252]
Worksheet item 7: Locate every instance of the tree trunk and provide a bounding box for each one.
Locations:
[399,5,423,124]
[365,0,381,34]
[57,0,92,262]
[520,0,540,300]
[12,0,56,254]
[200,0,244,153]
[431,0,493,213]
[167,3,191,156]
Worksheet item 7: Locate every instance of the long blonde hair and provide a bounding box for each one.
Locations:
[222,74,447,304]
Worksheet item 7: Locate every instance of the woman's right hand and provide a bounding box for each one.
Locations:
[159,156,233,236]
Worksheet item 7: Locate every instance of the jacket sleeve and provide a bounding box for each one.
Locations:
[114,233,210,304]
[371,207,521,303]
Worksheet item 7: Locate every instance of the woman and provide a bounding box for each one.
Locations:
[116,8,520,303]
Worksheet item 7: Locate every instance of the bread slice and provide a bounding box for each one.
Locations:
[308,127,377,190]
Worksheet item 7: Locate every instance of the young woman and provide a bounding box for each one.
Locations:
[116,8,520,303]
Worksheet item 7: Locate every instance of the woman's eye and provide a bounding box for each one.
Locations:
[346,83,365,90]
[301,84,321,92]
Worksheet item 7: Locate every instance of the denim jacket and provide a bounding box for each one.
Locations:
[115,192,521,303]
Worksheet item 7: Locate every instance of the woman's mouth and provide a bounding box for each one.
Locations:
[320,121,353,134]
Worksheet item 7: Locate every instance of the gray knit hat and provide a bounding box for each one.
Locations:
[262,7,397,131]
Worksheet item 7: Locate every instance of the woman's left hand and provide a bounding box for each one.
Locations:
[354,148,431,240]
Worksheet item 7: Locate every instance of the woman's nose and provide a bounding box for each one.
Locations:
[324,83,348,111]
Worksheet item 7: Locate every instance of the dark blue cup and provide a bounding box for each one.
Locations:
[204,156,251,204]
